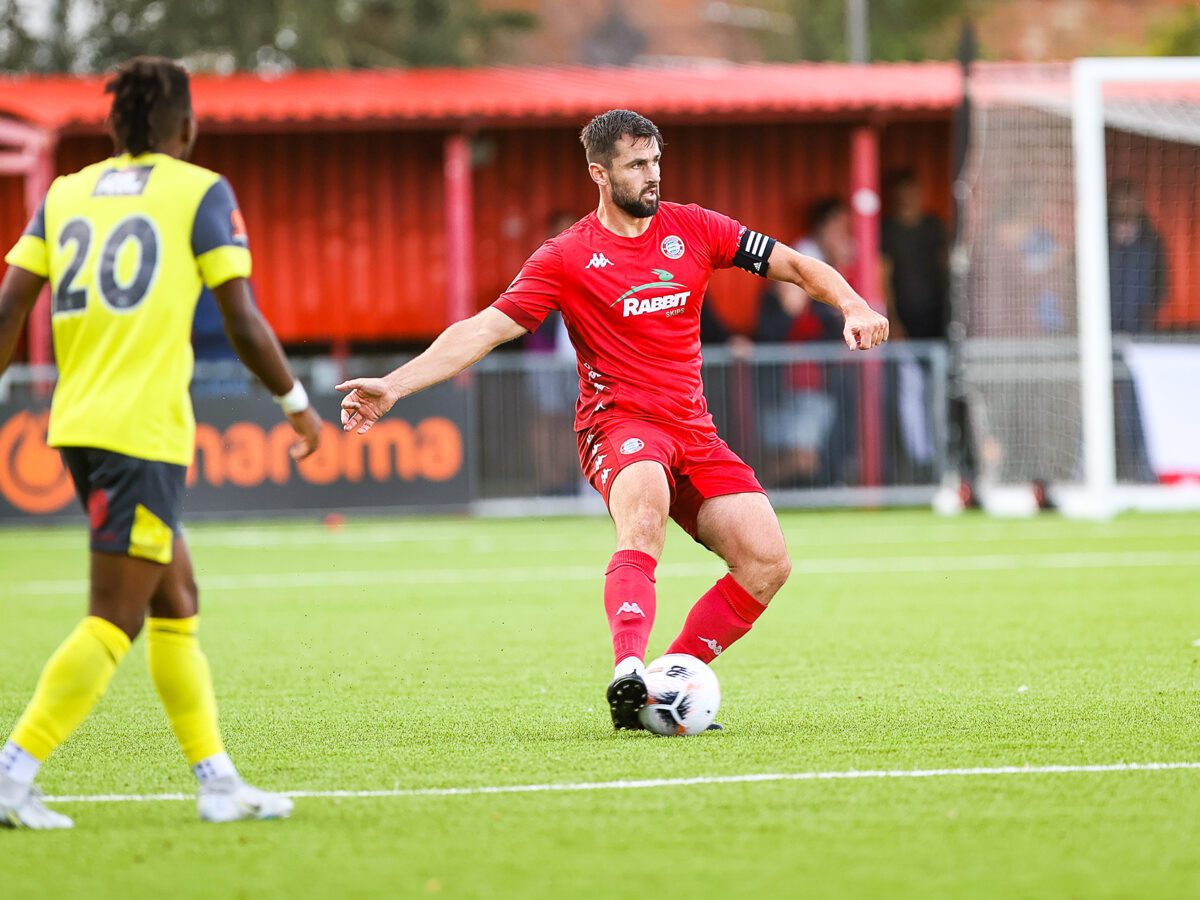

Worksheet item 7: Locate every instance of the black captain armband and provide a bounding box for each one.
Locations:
[731,229,776,277]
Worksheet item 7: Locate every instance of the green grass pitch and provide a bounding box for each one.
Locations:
[1,509,1198,898]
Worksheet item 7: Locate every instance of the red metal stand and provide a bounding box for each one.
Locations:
[444,132,475,327]
[850,124,884,490]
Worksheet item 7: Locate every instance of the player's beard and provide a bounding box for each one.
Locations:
[612,179,659,218]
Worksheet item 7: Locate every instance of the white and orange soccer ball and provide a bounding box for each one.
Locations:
[637,654,720,735]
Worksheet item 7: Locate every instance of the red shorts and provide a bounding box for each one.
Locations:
[577,417,764,541]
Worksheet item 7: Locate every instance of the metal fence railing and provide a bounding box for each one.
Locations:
[466,342,950,509]
[0,341,949,517]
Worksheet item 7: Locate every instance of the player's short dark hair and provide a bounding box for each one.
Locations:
[580,109,664,168]
[106,57,192,156]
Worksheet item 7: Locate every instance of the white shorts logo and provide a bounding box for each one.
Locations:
[619,438,645,455]
[660,235,685,259]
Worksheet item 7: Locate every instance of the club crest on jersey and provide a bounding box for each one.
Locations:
[610,269,691,318]
[619,438,645,455]
[660,235,685,260]
[230,208,249,244]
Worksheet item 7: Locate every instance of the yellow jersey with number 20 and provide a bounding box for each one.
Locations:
[4,152,251,466]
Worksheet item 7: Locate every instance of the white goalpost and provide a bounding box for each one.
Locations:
[956,58,1200,519]
[1070,58,1200,518]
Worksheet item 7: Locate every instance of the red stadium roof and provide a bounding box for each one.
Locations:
[0,62,960,133]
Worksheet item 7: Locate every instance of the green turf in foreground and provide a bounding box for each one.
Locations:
[1,510,1198,898]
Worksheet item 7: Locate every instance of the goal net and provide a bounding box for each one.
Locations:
[956,59,1200,516]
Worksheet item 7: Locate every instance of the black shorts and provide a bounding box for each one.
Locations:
[60,447,186,565]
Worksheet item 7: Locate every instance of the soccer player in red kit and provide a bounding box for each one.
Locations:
[337,110,888,730]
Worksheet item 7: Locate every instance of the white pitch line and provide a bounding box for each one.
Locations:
[10,520,1200,552]
[5,550,1200,598]
[42,761,1200,804]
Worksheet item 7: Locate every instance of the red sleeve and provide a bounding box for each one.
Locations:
[685,204,745,270]
[491,240,563,332]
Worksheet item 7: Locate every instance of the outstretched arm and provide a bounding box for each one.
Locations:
[766,242,889,351]
[0,266,46,375]
[337,306,527,434]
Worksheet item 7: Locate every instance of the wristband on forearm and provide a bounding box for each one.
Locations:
[274,380,310,414]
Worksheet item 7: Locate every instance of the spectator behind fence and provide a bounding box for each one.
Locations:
[973,192,1069,337]
[881,169,947,341]
[1109,179,1167,482]
[970,191,1073,484]
[1109,179,1167,336]
[752,198,848,486]
[525,211,582,495]
[700,301,753,356]
[880,169,945,478]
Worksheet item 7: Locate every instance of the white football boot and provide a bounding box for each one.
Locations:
[197,776,294,823]
[0,772,74,830]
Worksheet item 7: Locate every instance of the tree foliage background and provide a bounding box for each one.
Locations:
[764,0,970,62]
[0,0,538,73]
[2,0,1196,75]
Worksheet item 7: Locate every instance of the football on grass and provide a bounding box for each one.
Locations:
[637,654,720,735]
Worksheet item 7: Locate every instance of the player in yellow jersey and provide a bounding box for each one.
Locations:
[0,57,322,829]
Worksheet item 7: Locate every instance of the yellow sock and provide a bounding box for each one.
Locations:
[146,616,225,766]
[10,616,131,761]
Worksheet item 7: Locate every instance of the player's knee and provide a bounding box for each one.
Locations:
[182,578,200,615]
[633,506,667,538]
[616,503,668,553]
[95,609,143,642]
[746,544,791,601]
[621,524,665,556]
[768,549,793,593]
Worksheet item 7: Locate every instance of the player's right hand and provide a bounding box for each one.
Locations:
[842,302,890,351]
[336,377,396,434]
[286,406,323,460]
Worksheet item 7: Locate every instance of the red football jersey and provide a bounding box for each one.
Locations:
[493,202,773,431]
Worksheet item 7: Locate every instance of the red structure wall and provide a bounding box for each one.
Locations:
[476,118,951,337]
[0,174,27,357]
[57,131,451,343]
[0,63,969,351]
[25,118,952,345]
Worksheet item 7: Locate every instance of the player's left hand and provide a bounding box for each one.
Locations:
[336,376,397,434]
[842,302,889,351]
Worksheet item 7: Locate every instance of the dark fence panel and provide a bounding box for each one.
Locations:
[0,344,947,522]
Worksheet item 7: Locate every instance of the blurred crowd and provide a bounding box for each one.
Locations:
[191,173,1169,493]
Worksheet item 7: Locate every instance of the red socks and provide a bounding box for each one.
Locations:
[604,550,658,665]
[605,556,767,667]
[667,574,766,663]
